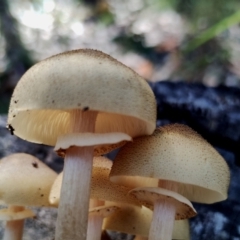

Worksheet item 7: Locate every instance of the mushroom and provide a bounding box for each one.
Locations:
[50,156,141,240]
[0,153,57,240]
[7,49,157,239]
[110,124,230,240]
[103,204,190,240]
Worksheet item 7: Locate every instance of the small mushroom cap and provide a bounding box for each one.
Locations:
[8,49,156,146]
[129,187,197,220]
[89,205,119,218]
[110,124,230,203]
[0,153,57,207]
[0,208,35,221]
[49,156,139,206]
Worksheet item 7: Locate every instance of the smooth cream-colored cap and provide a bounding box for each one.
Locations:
[8,49,156,147]
[110,124,230,203]
[0,153,57,207]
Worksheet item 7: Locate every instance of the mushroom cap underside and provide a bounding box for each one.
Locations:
[8,49,156,145]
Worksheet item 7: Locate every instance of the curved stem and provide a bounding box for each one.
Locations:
[55,110,97,240]
[3,206,25,240]
[149,199,176,240]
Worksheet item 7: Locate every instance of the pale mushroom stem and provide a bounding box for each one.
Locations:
[3,206,25,240]
[55,110,97,240]
[87,214,104,240]
[149,199,176,240]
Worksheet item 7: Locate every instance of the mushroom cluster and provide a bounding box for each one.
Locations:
[110,124,230,240]
[50,156,190,240]
[49,156,141,240]
[7,49,157,239]
[5,48,230,240]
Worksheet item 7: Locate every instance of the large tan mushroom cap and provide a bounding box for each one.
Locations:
[0,153,57,207]
[110,124,230,203]
[7,49,156,147]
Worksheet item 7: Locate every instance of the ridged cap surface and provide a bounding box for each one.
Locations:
[8,49,156,146]
[0,153,57,207]
[110,124,230,203]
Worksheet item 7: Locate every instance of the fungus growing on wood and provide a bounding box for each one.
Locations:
[7,49,156,239]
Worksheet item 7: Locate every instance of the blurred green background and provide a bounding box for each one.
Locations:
[1,0,240,113]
